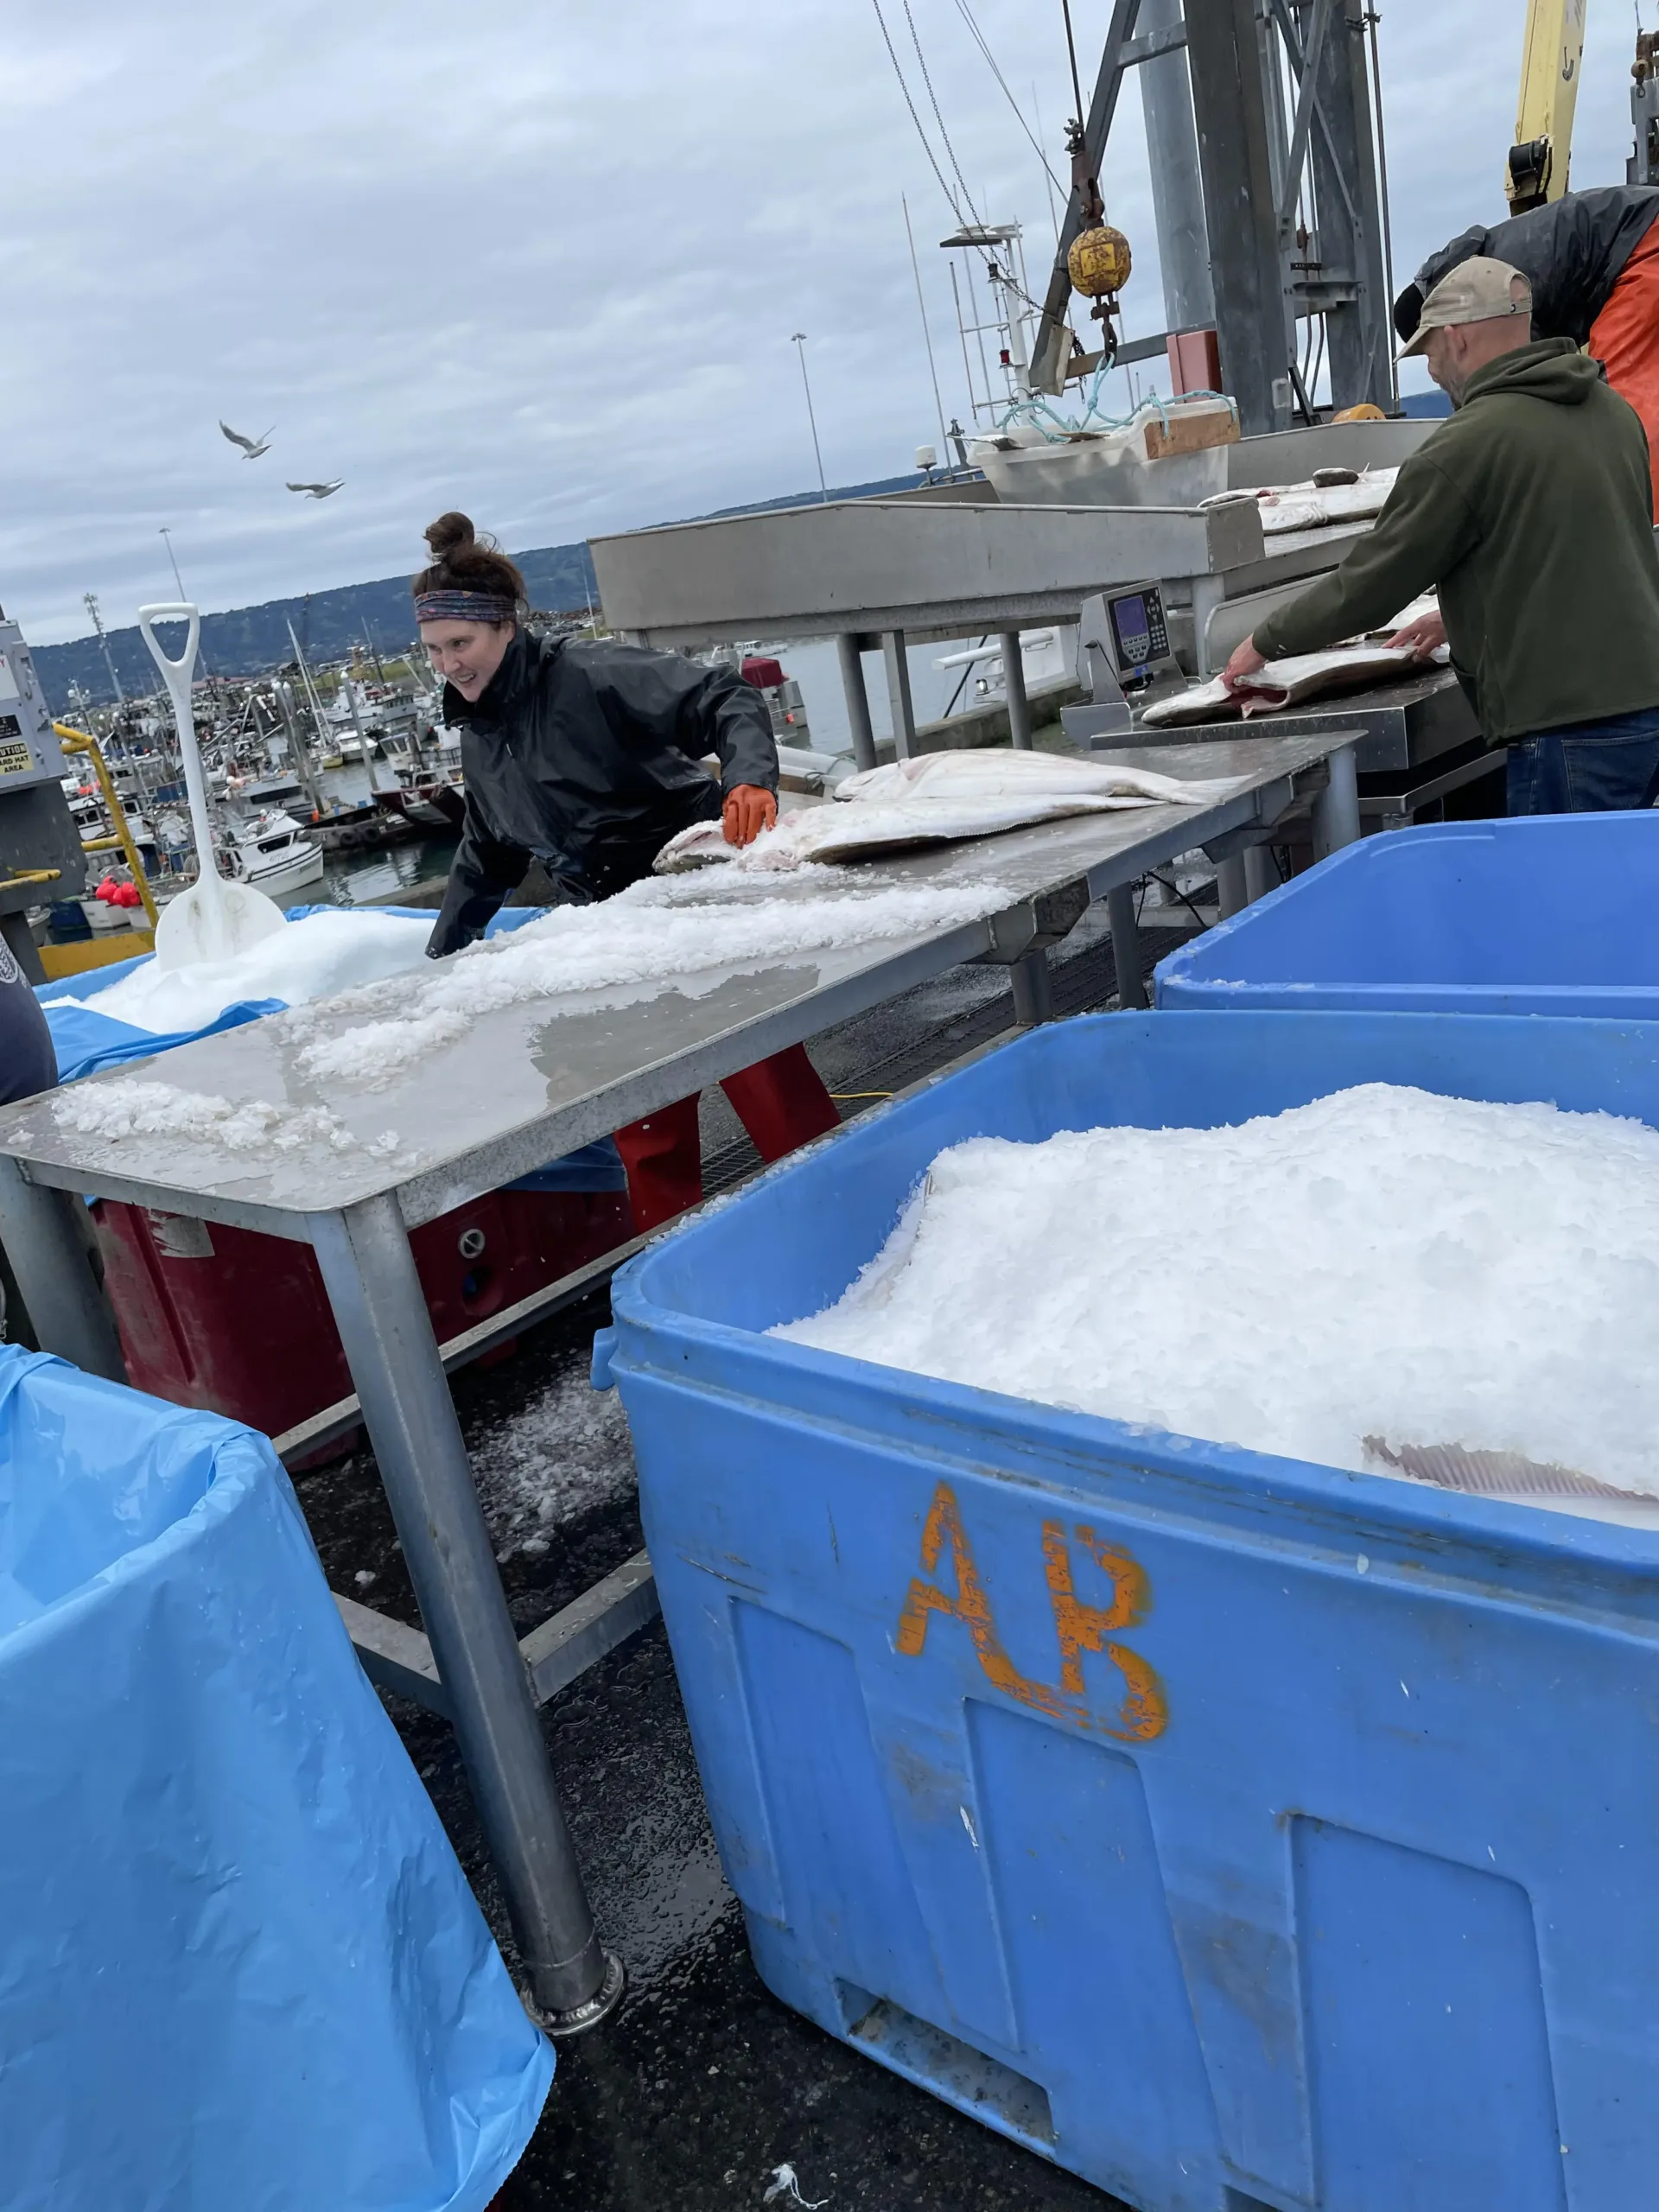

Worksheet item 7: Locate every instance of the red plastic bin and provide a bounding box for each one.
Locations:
[94,1185,632,1446]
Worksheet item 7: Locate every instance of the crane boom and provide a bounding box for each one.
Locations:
[1506,0,1589,210]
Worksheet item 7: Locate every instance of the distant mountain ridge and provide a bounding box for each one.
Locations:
[31,472,921,709]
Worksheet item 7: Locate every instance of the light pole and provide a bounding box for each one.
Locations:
[791,332,829,503]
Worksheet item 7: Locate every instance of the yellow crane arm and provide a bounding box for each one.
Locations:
[1507,0,1589,209]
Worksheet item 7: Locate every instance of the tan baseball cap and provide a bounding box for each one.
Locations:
[1398,255,1532,358]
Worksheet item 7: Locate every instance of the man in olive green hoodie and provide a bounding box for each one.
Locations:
[1222,256,1659,812]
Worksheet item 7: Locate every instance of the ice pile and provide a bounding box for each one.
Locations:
[292,870,1015,1090]
[656,749,1247,873]
[775,1084,1659,1498]
[52,1077,401,1160]
[50,910,434,1036]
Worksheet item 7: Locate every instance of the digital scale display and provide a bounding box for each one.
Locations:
[1106,582,1171,671]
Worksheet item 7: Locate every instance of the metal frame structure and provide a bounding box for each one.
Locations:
[594,493,1271,769]
[941,220,1040,429]
[590,474,1454,771]
[1031,0,1394,429]
[0,734,1360,2032]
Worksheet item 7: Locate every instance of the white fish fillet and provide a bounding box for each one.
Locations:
[833,751,1242,806]
[656,750,1249,873]
[1141,643,1435,729]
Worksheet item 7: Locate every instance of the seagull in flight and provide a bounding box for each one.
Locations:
[287,479,344,499]
[219,419,273,458]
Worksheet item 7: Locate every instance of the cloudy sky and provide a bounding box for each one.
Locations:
[4,0,1648,641]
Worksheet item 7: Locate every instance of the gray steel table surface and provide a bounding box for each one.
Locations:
[0,732,1348,1227]
[0,726,1353,2031]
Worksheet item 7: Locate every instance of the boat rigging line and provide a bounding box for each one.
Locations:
[871,0,973,232]
[902,191,954,458]
[949,0,1067,203]
[869,0,1088,404]
[1058,0,1087,134]
[901,0,987,230]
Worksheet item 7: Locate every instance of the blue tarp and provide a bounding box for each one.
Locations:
[36,904,626,1191]
[42,983,283,1082]
[0,1344,552,2209]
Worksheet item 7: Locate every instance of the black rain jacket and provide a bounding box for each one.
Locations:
[1395,186,1659,346]
[0,937,54,1106]
[428,629,778,957]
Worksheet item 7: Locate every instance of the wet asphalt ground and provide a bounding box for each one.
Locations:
[292,901,1203,2212]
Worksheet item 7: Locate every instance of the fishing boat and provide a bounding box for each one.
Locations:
[222,807,325,894]
[371,765,466,830]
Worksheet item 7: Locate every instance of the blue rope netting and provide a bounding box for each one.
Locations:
[990,382,1238,443]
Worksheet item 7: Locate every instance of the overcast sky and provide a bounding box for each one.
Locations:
[5,0,1648,641]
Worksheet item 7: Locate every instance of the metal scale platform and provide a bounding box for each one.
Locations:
[1063,574,1503,834]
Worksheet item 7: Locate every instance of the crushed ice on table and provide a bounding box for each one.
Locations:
[51,1077,401,1160]
[775,1084,1659,1499]
[290,870,1016,1089]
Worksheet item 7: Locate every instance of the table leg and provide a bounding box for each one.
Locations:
[882,630,918,762]
[0,1158,125,1382]
[1243,842,1276,903]
[1215,854,1248,920]
[1009,946,1052,1025]
[836,634,878,773]
[310,1193,624,2035]
[1312,742,1362,860]
[1107,884,1148,1010]
[1000,631,1033,751]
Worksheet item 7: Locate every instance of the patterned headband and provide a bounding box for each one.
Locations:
[414,588,516,624]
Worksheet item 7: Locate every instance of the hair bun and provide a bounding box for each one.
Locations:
[424,511,476,562]
[412,509,527,613]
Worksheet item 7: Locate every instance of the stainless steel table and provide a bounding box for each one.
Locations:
[0,731,1359,2030]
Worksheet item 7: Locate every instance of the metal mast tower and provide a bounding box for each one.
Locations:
[82,593,124,704]
[1031,0,1395,433]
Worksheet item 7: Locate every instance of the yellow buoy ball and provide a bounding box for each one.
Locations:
[1067,224,1132,300]
[1332,402,1386,423]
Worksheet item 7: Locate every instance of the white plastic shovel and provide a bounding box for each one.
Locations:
[138,602,288,969]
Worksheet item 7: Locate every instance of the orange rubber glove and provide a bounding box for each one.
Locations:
[722,783,778,847]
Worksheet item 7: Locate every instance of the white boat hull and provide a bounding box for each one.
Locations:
[235,843,325,894]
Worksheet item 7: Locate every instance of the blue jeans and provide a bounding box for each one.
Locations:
[1506,704,1659,814]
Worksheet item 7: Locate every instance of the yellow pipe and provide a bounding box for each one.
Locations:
[54,723,161,929]
[0,868,61,893]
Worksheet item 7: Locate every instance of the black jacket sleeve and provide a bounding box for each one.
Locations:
[426,790,531,958]
[0,941,54,1104]
[1397,188,1659,346]
[588,646,779,796]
